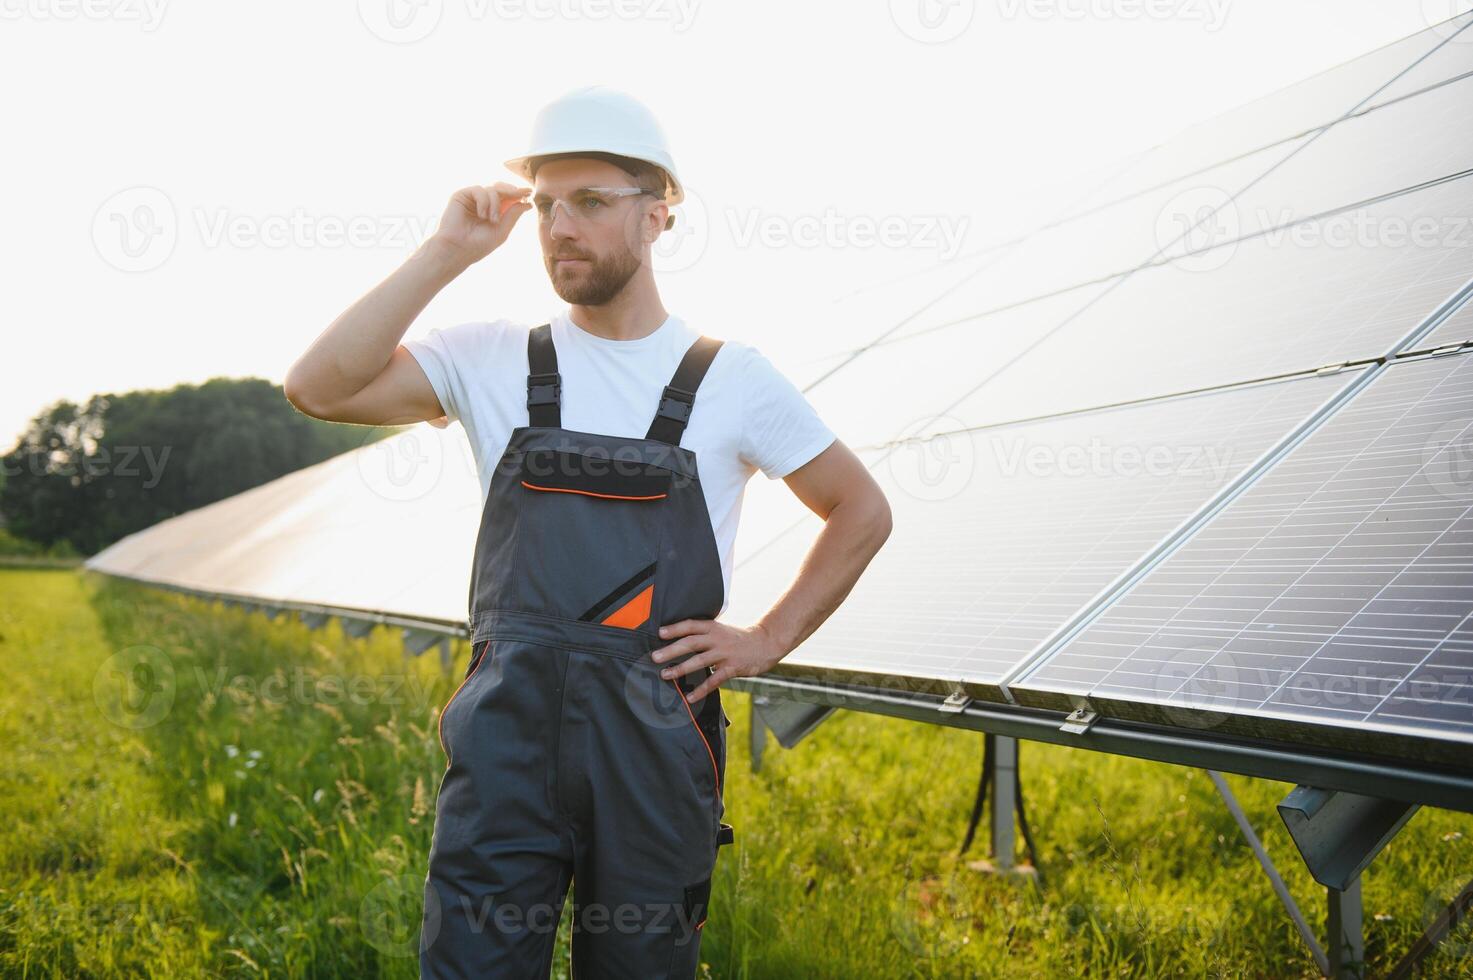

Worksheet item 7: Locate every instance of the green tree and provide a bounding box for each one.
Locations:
[0,378,396,555]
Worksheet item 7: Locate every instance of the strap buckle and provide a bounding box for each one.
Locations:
[655,384,695,423]
[526,371,561,409]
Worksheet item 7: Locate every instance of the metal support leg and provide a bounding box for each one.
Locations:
[1274,784,1416,979]
[1327,878,1365,980]
[437,637,452,674]
[750,696,768,773]
[990,734,1017,870]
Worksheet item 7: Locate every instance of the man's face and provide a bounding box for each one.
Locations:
[533,158,662,306]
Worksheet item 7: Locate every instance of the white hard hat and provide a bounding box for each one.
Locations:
[504,85,684,206]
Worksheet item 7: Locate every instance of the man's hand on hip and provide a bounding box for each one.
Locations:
[650,620,785,704]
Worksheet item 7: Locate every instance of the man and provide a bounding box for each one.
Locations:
[284,85,891,977]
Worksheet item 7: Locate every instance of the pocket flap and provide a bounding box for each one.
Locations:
[518,448,671,501]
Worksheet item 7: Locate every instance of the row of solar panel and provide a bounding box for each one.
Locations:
[726,14,1473,766]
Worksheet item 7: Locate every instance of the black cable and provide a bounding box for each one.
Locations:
[958,733,992,856]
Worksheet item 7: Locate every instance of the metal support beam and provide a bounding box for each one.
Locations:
[1277,786,1419,891]
[341,616,376,639]
[1327,879,1365,980]
[750,694,836,750]
[400,627,445,658]
[990,735,1017,870]
[298,610,329,630]
[749,697,768,773]
[1208,771,1327,976]
[724,675,1473,814]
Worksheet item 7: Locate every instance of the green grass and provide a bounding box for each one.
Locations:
[0,567,1469,977]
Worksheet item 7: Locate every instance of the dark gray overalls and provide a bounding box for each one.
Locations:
[422,323,734,978]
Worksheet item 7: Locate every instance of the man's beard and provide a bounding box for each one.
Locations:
[546,244,642,306]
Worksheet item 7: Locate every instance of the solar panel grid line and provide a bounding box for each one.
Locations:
[800,151,1155,398]
[1162,167,1473,270]
[1012,348,1473,767]
[851,361,1376,455]
[824,148,1150,318]
[800,248,1007,394]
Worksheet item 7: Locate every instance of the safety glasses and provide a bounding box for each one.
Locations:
[533,186,657,225]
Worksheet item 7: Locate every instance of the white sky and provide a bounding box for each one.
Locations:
[2,0,1464,452]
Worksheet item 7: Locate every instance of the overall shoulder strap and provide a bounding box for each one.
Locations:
[646,336,724,446]
[526,323,560,427]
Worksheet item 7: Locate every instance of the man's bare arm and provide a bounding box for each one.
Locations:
[283,182,531,425]
[651,439,893,702]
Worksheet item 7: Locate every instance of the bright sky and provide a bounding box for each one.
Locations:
[2,0,1464,452]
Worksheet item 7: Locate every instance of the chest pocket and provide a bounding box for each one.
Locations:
[512,448,672,630]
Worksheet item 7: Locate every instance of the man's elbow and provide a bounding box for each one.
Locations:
[853,485,893,551]
[282,368,329,420]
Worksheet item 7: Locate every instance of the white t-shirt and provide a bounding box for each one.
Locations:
[402,309,837,616]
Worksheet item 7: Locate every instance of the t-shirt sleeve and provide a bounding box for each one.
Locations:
[739,347,838,480]
[401,321,483,424]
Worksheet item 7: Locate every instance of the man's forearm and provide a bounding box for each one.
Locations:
[285,237,469,406]
[754,493,892,659]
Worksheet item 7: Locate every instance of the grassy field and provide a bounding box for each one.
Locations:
[1,567,1469,978]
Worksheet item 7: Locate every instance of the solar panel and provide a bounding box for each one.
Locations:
[942,173,1473,430]
[725,367,1368,697]
[1012,350,1473,768]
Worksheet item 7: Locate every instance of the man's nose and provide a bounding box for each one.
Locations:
[547,202,579,239]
